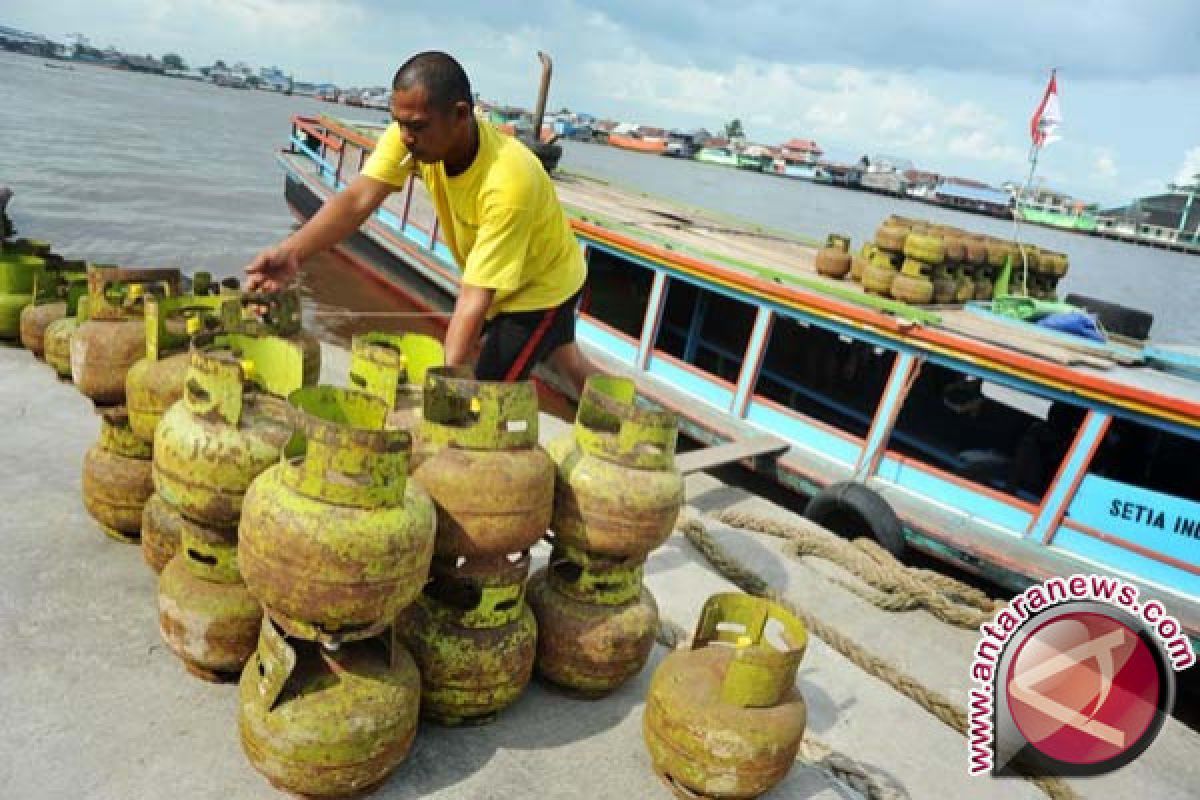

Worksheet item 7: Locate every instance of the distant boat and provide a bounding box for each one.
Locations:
[607,131,668,155]
[43,62,75,71]
[694,147,739,167]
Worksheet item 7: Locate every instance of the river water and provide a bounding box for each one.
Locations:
[2,50,1195,346]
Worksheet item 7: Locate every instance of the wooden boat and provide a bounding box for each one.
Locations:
[607,132,668,155]
[279,114,1200,650]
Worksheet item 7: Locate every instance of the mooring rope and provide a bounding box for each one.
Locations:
[712,510,1002,629]
[677,515,1080,800]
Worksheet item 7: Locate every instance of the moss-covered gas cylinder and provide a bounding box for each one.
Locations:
[71,266,182,405]
[0,252,44,340]
[158,529,262,681]
[546,376,684,559]
[153,334,302,529]
[44,294,89,379]
[240,290,322,387]
[239,387,436,645]
[239,615,420,798]
[142,491,209,574]
[82,408,154,543]
[400,552,537,725]
[412,367,553,558]
[347,331,444,435]
[19,262,86,356]
[527,543,658,697]
[644,593,809,799]
[126,289,242,442]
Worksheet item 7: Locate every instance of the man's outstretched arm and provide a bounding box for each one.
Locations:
[443,283,496,369]
[245,173,395,291]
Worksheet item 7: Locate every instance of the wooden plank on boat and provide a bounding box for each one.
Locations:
[937,312,1114,369]
[675,435,790,475]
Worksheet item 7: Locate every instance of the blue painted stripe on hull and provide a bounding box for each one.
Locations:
[1065,475,1200,569]
[1051,527,1200,598]
[875,455,1032,535]
[646,354,735,412]
[744,400,861,467]
[577,318,638,364]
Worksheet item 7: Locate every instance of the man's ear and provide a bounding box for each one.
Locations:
[453,100,473,122]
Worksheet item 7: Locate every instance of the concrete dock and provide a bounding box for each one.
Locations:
[1,341,1197,799]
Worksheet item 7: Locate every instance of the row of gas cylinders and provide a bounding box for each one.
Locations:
[812,215,1070,304]
[10,242,811,799]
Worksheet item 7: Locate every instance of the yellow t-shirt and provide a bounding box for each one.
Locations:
[361,117,585,317]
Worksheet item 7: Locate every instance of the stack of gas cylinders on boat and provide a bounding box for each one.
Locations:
[1,232,813,799]
[813,215,1071,305]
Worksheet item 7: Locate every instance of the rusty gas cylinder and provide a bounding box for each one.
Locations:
[71,266,182,405]
[82,408,154,543]
[644,593,809,799]
[239,290,321,386]
[126,290,242,442]
[19,262,85,356]
[527,543,658,697]
[412,367,553,557]
[44,294,88,378]
[399,551,537,725]
[347,331,444,436]
[546,375,684,559]
[141,491,229,574]
[158,527,261,681]
[153,334,302,529]
[239,614,420,798]
[239,386,435,645]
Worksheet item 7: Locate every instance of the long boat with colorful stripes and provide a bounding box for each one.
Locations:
[280,113,1200,650]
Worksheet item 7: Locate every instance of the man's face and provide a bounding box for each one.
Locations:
[389,86,466,164]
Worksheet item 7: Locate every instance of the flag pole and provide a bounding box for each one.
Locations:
[1011,67,1056,298]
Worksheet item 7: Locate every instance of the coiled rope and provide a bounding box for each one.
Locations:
[675,515,1079,800]
[713,509,1003,629]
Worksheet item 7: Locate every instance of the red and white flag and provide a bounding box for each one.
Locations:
[1030,70,1062,148]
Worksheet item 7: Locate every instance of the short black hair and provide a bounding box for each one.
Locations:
[392,52,473,110]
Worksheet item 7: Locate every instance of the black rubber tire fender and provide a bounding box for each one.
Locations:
[1063,293,1154,340]
[804,481,905,556]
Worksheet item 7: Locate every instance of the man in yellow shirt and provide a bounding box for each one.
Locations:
[246,51,598,389]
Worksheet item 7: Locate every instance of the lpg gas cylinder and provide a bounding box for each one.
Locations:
[239,615,420,798]
[399,551,537,725]
[71,266,182,405]
[644,593,809,800]
[126,291,242,442]
[239,386,435,645]
[546,375,683,559]
[153,334,302,529]
[158,528,261,681]
[0,252,43,340]
[82,408,154,543]
[44,295,89,378]
[19,261,85,356]
[240,290,321,386]
[412,367,553,557]
[141,491,209,574]
[347,331,444,434]
[527,543,658,697]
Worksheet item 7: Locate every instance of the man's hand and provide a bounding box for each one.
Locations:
[245,246,302,292]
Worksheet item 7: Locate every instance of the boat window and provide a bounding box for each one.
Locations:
[754,316,895,438]
[889,362,1084,503]
[580,247,653,339]
[655,279,755,384]
[1086,419,1200,503]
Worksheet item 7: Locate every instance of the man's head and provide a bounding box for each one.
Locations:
[390,52,474,165]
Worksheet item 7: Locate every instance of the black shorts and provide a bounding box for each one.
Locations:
[475,289,582,381]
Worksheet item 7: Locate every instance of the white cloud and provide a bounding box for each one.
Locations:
[1094,148,1118,179]
[1174,146,1200,185]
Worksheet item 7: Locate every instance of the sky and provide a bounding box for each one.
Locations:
[6,1,1200,205]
